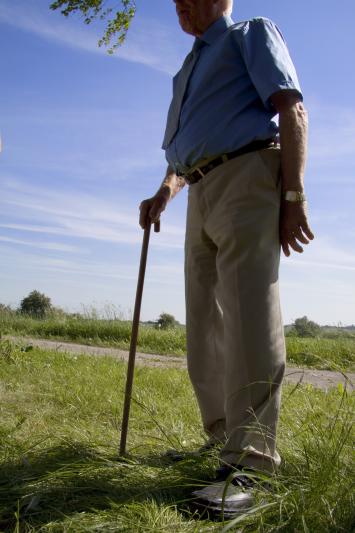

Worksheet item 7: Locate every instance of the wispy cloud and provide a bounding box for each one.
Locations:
[308,102,355,163]
[0,107,166,182]
[0,177,185,250]
[0,1,184,75]
[0,235,85,253]
[285,258,355,272]
[281,237,355,272]
[0,242,183,287]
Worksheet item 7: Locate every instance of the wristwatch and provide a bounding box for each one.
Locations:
[283,190,307,202]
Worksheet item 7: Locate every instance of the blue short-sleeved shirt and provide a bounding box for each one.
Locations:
[163,16,302,175]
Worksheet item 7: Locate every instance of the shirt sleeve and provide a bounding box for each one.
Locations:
[239,18,303,109]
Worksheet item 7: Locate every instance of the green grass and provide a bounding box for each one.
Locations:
[0,313,187,357]
[0,340,354,532]
[1,311,355,371]
[285,336,355,371]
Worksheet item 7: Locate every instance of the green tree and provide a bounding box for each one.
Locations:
[293,316,321,338]
[156,313,178,330]
[50,0,136,53]
[19,290,52,319]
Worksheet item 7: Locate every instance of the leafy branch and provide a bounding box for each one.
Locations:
[50,0,136,53]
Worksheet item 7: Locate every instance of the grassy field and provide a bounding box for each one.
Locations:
[0,340,354,532]
[1,312,354,371]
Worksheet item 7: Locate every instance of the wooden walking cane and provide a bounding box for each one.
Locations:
[119,219,160,456]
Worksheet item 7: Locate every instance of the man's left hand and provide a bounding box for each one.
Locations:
[280,201,314,257]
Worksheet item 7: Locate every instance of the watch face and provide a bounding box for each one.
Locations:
[284,191,306,202]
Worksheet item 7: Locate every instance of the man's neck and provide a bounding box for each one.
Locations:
[194,13,225,38]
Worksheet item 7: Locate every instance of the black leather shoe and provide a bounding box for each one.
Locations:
[191,464,262,519]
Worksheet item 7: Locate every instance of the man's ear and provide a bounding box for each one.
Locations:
[217,0,232,15]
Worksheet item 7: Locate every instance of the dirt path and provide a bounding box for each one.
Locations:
[7,336,354,392]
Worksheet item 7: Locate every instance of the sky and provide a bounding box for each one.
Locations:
[0,0,354,326]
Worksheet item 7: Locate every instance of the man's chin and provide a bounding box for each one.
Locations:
[178,16,196,36]
[179,23,197,36]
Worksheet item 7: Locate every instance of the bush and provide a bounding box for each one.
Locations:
[0,303,14,315]
[155,313,178,330]
[293,316,321,338]
[19,290,52,319]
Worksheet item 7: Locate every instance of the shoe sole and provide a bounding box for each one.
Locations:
[191,496,254,520]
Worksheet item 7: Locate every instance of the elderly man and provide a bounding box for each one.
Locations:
[140,0,313,517]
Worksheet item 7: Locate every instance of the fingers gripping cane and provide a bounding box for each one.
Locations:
[119,219,160,456]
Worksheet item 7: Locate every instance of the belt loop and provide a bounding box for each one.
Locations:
[196,167,205,179]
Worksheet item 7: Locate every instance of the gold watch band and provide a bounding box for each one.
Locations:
[283,191,307,202]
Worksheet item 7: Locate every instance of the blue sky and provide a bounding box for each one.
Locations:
[0,0,354,325]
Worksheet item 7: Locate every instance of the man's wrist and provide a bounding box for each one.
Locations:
[156,184,172,199]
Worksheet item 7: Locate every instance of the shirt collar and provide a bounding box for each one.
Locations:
[199,15,234,45]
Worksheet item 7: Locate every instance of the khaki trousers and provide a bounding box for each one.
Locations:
[184,148,286,472]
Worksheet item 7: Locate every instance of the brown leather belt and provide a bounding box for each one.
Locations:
[183,138,279,185]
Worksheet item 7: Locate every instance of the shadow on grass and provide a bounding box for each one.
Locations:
[0,442,213,531]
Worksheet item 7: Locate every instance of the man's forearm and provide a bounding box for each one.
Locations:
[157,165,186,201]
[275,98,314,257]
[278,102,308,192]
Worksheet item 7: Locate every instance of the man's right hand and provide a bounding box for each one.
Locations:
[139,187,170,229]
